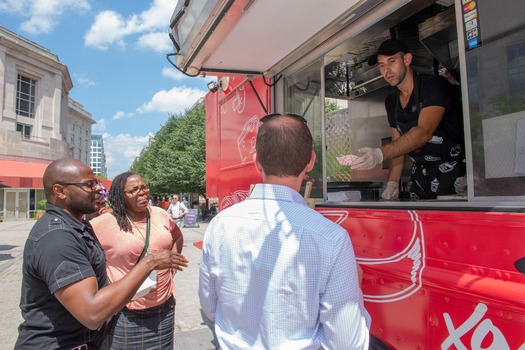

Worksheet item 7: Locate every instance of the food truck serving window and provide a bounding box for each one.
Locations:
[464,0,525,200]
[278,0,525,204]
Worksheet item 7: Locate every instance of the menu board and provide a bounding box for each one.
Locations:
[183,209,200,228]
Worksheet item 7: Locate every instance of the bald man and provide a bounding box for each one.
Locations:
[16,158,188,350]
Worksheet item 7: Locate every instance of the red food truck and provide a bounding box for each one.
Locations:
[168,0,525,348]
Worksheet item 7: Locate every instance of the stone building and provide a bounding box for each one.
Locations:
[0,26,96,220]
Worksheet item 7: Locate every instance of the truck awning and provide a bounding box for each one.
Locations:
[169,0,387,77]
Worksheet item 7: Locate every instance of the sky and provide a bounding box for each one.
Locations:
[0,0,213,179]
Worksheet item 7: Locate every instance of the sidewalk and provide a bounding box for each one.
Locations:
[0,218,217,350]
[0,219,31,349]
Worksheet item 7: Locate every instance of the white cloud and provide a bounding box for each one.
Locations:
[92,119,106,132]
[112,111,130,120]
[84,11,128,50]
[85,0,173,50]
[137,32,171,53]
[1,0,90,35]
[162,67,216,85]
[0,0,25,13]
[162,67,185,81]
[137,86,206,114]
[103,133,154,179]
[75,75,96,87]
[133,0,173,31]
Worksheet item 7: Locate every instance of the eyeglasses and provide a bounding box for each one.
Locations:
[260,113,307,124]
[58,179,101,193]
[126,184,150,196]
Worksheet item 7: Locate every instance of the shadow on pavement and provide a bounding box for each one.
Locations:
[0,245,16,262]
[0,253,14,262]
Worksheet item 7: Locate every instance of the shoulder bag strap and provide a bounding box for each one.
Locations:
[135,209,151,265]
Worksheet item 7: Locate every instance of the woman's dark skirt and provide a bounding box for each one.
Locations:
[102,296,175,349]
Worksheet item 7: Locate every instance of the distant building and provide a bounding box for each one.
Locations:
[0,25,96,220]
[69,98,95,165]
[90,134,107,178]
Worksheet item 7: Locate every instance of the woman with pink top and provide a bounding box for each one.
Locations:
[91,171,186,349]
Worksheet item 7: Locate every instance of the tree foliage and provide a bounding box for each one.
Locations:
[325,99,342,114]
[131,103,205,195]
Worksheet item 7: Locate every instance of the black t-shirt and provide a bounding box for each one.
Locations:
[16,203,108,350]
[385,73,463,156]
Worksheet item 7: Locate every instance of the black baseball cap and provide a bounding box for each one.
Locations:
[368,39,410,66]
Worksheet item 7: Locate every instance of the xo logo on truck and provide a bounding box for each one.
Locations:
[319,209,425,303]
[442,303,525,350]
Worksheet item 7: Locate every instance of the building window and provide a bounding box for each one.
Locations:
[16,123,31,139]
[16,75,36,118]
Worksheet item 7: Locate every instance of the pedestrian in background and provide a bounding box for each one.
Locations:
[167,194,188,228]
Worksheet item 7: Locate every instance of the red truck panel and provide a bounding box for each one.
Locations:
[318,207,525,349]
[206,76,270,208]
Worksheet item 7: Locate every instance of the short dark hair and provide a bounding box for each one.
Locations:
[368,38,410,66]
[256,114,313,177]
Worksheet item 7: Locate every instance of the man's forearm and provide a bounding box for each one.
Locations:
[381,127,429,162]
[388,155,405,182]
[94,255,156,313]
[55,251,188,330]
[382,105,444,161]
[55,256,156,330]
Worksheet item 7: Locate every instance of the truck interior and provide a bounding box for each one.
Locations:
[308,2,462,202]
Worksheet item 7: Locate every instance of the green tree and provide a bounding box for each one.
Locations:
[131,103,205,195]
[325,99,342,114]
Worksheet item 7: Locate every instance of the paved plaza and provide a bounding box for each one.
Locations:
[0,218,218,350]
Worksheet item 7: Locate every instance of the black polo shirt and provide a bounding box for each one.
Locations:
[16,203,108,350]
[386,73,463,146]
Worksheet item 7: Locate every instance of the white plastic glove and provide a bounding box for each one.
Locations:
[381,181,400,200]
[351,148,383,170]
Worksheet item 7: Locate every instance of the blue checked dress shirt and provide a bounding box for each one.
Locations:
[199,184,371,349]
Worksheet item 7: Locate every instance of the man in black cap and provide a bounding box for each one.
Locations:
[342,38,466,200]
